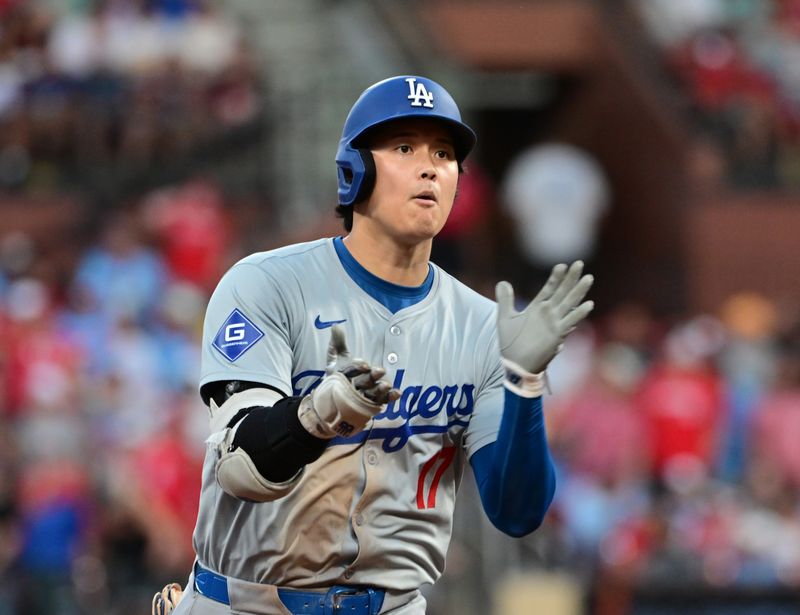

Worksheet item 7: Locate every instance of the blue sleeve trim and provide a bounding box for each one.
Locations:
[469,390,556,537]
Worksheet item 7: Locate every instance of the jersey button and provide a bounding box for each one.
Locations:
[354,513,365,526]
[390,325,401,336]
[366,451,378,465]
[344,568,354,580]
[387,352,398,364]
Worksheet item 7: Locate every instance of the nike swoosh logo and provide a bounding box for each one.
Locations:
[314,315,347,329]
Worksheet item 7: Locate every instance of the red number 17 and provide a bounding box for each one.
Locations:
[416,447,455,510]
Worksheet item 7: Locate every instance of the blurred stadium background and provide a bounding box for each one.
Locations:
[1,0,800,613]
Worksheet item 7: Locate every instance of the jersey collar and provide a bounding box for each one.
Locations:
[332,236,434,314]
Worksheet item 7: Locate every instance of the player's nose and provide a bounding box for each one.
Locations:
[419,161,437,180]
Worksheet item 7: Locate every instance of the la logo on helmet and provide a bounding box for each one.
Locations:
[405,77,434,108]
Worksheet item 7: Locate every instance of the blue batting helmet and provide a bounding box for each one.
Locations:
[335,75,477,207]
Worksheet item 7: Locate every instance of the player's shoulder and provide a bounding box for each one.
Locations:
[212,237,335,295]
[235,237,333,271]
[432,263,496,316]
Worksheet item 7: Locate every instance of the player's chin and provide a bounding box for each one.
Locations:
[410,207,446,233]
[406,217,444,242]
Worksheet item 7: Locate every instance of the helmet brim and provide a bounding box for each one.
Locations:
[350,114,477,163]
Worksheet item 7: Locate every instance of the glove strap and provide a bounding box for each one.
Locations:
[297,395,338,439]
[501,358,546,398]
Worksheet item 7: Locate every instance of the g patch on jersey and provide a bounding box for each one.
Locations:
[212,308,264,361]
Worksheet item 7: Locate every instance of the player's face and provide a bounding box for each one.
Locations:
[361,118,459,244]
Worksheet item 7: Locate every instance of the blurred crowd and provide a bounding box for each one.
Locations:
[538,293,800,612]
[637,0,800,190]
[0,0,261,192]
[3,1,800,614]
[0,177,238,614]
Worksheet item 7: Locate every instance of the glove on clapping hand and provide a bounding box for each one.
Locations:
[298,326,401,439]
[495,261,594,396]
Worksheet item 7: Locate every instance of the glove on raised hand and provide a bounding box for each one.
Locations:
[298,325,401,439]
[496,261,594,396]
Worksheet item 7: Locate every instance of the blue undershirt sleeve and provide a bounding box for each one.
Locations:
[469,390,556,537]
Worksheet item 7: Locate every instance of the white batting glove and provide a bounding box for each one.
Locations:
[298,325,401,439]
[496,261,594,397]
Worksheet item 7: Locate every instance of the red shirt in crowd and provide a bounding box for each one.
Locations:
[637,364,725,477]
[144,180,230,292]
[556,381,649,483]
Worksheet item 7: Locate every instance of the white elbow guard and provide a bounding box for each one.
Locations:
[206,388,303,502]
[215,446,302,503]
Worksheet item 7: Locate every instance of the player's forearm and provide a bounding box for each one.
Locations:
[470,391,556,537]
[206,389,330,502]
[231,397,329,482]
[207,327,399,502]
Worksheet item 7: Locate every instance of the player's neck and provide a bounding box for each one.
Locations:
[343,230,431,287]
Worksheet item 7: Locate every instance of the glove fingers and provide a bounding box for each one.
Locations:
[560,300,595,331]
[166,584,183,607]
[532,263,568,303]
[549,261,583,306]
[351,362,387,387]
[556,273,594,317]
[341,360,371,380]
[152,593,164,615]
[362,380,390,402]
[326,325,349,369]
[360,380,399,404]
[152,583,183,615]
[495,281,516,320]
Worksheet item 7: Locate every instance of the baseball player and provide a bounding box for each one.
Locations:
[152,75,594,615]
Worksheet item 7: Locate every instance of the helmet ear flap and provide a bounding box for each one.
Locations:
[337,147,376,207]
[353,148,375,205]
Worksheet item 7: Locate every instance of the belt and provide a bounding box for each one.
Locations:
[193,563,385,615]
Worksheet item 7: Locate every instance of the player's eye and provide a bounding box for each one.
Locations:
[397,144,412,154]
[435,149,453,160]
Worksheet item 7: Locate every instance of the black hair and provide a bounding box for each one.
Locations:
[335,204,354,232]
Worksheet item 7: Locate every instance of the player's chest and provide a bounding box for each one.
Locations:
[290,310,477,441]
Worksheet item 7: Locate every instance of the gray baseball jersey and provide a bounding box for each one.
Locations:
[195,238,504,592]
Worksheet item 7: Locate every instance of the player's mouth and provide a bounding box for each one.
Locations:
[411,190,438,206]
